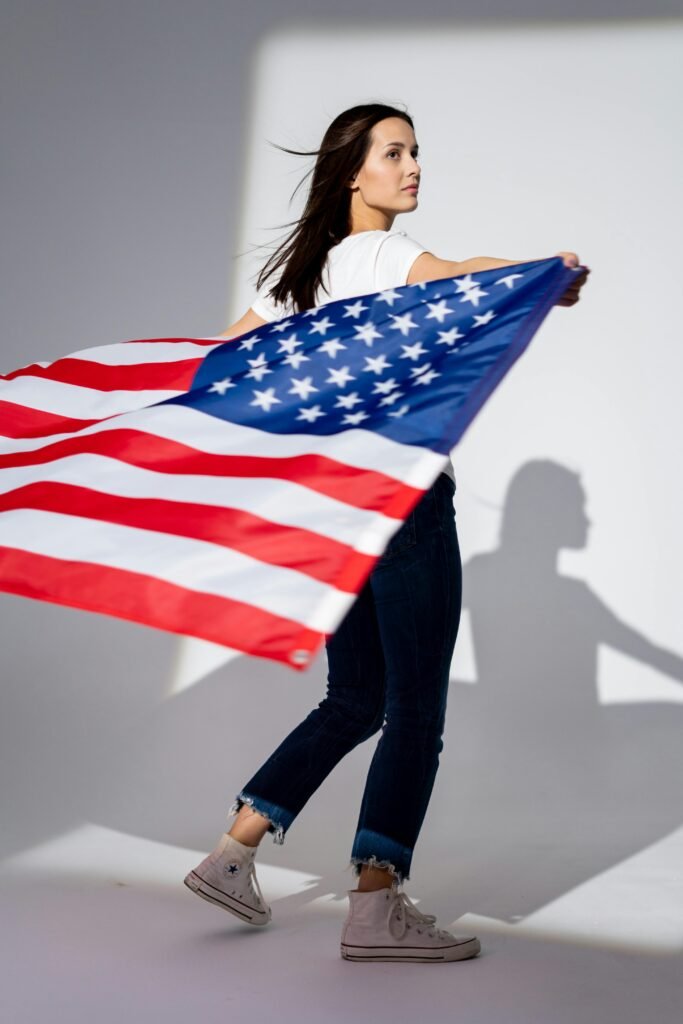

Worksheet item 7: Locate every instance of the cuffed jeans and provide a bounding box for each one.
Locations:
[229,470,461,883]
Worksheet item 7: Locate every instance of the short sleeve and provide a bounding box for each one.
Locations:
[374,230,430,291]
[250,280,292,323]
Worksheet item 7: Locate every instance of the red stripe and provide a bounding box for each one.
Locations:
[0,400,102,438]
[0,482,376,591]
[1,356,201,391]
[0,427,423,518]
[0,545,324,670]
[120,336,229,347]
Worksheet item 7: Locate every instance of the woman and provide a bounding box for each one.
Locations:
[184,102,589,963]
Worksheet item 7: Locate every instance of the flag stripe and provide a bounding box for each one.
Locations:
[1,356,205,392]
[0,400,102,439]
[0,455,404,552]
[0,375,181,419]
[0,544,323,669]
[0,480,378,587]
[0,508,354,630]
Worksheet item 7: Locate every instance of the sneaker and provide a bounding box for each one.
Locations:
[184,832,271,926]
[340,881,481,963]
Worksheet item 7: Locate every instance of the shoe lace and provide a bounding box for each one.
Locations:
[387,888,448,940]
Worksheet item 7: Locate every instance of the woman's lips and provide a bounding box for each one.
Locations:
[403,186,419,193]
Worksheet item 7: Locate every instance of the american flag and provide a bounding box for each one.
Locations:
[0,256,576,671]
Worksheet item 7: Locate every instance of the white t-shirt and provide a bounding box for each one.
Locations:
[250,228,456,487]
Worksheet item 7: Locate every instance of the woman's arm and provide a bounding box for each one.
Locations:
[218,306,269,340]
[407,251,589,306]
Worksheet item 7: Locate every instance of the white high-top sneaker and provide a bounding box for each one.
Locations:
[340,881,481,963]
[184,832,271,926]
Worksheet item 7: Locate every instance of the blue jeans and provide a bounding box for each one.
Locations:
[229,471,461,884]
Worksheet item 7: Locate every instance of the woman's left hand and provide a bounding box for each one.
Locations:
[555,262,590,307]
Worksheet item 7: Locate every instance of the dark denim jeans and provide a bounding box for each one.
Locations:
[229,470,461,884]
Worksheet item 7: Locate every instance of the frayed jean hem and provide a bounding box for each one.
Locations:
[228,791,293,846]
[348,828,412,884]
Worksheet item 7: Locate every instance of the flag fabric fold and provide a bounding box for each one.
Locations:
[0,256,577,670]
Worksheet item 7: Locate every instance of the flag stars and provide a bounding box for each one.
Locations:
[319,337,347,358]
[495,272,524,289]
[436,326,466,347]
[282,351,310,370]
[326,365,356,387]
[372,377,400,395]
[245,353,272,382]
[354,322,383,347]
[342,410,370,425]
[270,318,296,333]
[472,309,497,327]
[425,299,455,324]
[237,334,264,352]
[308,315,335,336]
[412,367,442,386]
[296,404,326,423]
[389,312,419,337]
[208,377,236,395]
[376,287,402,307]
[378,390,404,406]
[388,404,410,417]
[250,387,281,412]
[400,341,428,361]
[334,391,363,410]
[342,299,369,319]
[277,333,304,354]
[288,376,319,401]
[363,353,392,375]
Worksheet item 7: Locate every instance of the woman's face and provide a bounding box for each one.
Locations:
[349,117,421,228]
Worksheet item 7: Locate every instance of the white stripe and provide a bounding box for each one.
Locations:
[0,453,402,553]
[0,509,350,633]
[0,403,447,489]
[0,375,181,419]
[53,341,222,366]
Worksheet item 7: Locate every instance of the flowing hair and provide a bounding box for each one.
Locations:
[254,102,414,315]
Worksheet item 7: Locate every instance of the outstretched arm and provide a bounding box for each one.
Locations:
[407,251,590,307]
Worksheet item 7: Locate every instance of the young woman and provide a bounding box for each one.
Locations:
[184,102,589,964]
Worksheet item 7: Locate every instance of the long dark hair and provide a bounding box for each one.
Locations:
[254,102,414,315]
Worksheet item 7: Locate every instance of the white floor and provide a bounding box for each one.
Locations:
[1,823,681,1024]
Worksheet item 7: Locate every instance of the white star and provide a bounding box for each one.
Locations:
[425,299,455,324]
[302,307,320,317]
[376,288,402,307]
[288,376,318,400]
[250,387,280,412]
[495,272,524,289]
[379,390,405,406]
[388,404,410,417]
[335,391,363,410]
[282,351,310,370]
[412,368,441,386]
[245,353,272,382]
[309,315,335,336]
[436,326,466,347]
[472,309,496,326]
[326,365,355,387]
[342,410,370,425]
[208,377,235,395]
[389,312,419,337]
[319,337,347,358]
[237,333,264,352]
[372,377,400,395]
[412,281,428,290]
[453,274,480,292]
[409,361,433,379]
[459,286,488,308]
[353,322,383,347]
[400,341,428,361]
[342,299,369,319]
[363,353,392,375]
[277,333,303,354]
[296,404,326,422]
[271,318,296,333]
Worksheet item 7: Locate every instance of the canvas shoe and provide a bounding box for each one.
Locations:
[340,880,481,963]
[184,832,271,926]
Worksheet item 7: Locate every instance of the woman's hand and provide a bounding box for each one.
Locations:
[555,251,590,307]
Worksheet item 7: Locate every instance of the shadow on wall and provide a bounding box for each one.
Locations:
[1,460,681,925]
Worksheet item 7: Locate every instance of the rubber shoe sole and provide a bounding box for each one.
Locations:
[184,869,271,926]
[340,935,481,963]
